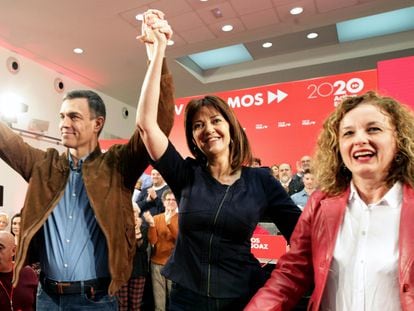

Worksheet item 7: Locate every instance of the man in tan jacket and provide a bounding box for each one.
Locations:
[0,11,174,310]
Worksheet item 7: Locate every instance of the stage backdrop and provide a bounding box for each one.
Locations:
[171,70,377,166]
[101,56,414,169]
[378,56,414,109]
[100,56,414,262]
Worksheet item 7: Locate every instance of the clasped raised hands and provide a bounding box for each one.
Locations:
[138,9,173,60]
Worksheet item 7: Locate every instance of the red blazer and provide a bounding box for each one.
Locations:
[245,184,414,311]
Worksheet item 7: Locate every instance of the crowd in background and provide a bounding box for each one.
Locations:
[1,8,412,311]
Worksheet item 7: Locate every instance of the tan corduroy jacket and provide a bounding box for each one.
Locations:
[0,60,174,295]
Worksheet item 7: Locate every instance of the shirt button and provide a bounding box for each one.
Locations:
[361,231,366,235]
[72,193,76,197]
[66,239,70,243]
[64,264,68,268]
[69,215,73,219]
[403,284,409,292]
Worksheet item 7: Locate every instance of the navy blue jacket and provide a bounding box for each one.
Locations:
[153,142,301,299]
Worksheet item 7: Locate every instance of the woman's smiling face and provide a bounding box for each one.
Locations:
[192,106,231,160]
[338,103,397,182]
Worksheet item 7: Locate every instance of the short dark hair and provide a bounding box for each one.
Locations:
[253,157,261,166]
[184,95,252,173]
[302,169,312,176]
[161,189,174,201]
[63,90,106,135]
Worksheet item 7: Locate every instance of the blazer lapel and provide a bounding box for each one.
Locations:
[399,185,414,281]
[319,188,350,249]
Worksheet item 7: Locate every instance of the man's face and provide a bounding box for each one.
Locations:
[303,173,316,191]
[300,156,312,171]
[279,164,292,183]
[151,169,164,187]
[163,193,178,213]
[59,98,103,151]
[0,232,15,272]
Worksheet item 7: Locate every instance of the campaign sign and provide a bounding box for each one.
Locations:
[172,70,377,165]
[250,234,288,263]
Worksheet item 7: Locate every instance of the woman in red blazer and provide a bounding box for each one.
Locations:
[246,91,414,311]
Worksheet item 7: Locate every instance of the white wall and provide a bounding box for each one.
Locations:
[0,45,137,222]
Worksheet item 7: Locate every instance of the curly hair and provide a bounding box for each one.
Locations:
[184,95,252,173]
[314,91,414,196]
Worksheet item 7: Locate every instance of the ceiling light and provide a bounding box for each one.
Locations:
[167,40,175,46]
[200,0,208,2]
[307,32,318,39]
[262,42,273,48]
[222,24,233,32]
[135,14,143,21]
[73,48,84,54]
[290,7,304,15]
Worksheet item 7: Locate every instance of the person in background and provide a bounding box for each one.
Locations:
[0,212,9,231]
[278,163,293,194]
[290,155,313,194]
[136,169,170,310]
[245,91,414,311]
[0,11,173,310]
[10,212,41,276]
[117,203,148,311]
[10,212,21,245]
[132,178,144,203]
[135,11,301,310]
[252,157,262,167]
[136,169,169,216]
[144,189,178,311]
[290,169,317,210]
[270,164,279,180]
[140,172,153,190]
[0,231,37,311]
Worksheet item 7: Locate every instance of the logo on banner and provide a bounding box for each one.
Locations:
[267,89,288,104]
[227,89,288,108]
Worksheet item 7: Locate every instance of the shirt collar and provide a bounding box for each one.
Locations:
[349,181,402,208]
[68,152,89,171]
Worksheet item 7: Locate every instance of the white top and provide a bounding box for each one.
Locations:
[321,181,403,311]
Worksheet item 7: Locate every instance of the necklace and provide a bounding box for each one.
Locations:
[0,267,14,311]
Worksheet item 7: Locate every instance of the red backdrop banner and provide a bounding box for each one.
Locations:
[378,56,414,109]
[171,70,377,166]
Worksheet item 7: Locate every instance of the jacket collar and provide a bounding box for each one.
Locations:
[64,143,102,163]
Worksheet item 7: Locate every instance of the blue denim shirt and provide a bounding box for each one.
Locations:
[290,189,309,210]
[40,153,109,281]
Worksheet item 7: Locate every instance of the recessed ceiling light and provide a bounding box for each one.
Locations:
[73,48,84,54]
[262,42,273,48]
[307,32,319,39]
[135,14,143,21]
[222,24,233,32]
[167,40,175,46]
[290,7,304,15]
[200,0,208,2]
